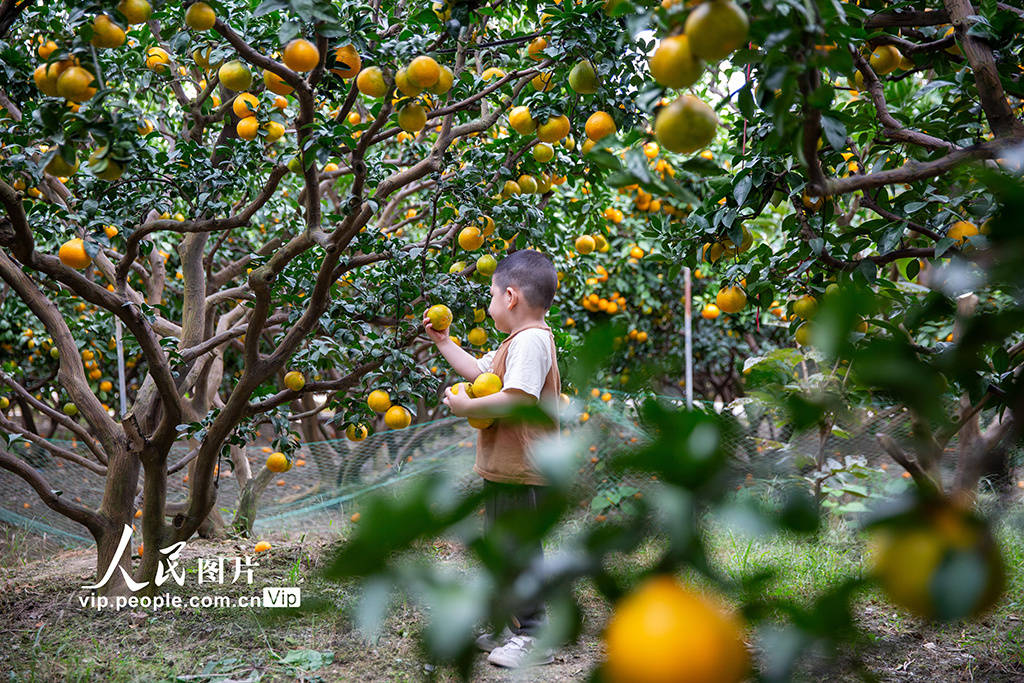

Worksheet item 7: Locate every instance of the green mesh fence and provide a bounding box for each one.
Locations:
[0,392,992,551]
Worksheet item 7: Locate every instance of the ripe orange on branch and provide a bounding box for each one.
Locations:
[264,69,293,95]
[266,452,291,472]
[716,286,747,314]
[683,0,750,62]
[232,92,259,118]
[356,66,388,97]
[585,111,617,141]
[219,60,253,91]
[57,66,97,102]
[508,105,536,135]
[346,423,368,441]
[59,238,92,269]
[458,226,484,251]
[397,102,427,132]
[426,304,453,331]
[283,371,305,392]
[406,55,441,89]
[655,95,717,154]
[537,114,570,143]
[650,35,704,89]
[184,2,216,31]
[384,405,412,429]
[283,39,320,72]
[367,389,391,412]
[330,44,362,78]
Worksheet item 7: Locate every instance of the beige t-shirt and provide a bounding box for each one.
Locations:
[476,328,553,399]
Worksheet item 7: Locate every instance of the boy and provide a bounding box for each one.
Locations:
[422,248,561,668]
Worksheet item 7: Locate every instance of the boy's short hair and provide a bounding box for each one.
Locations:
[493,249,557,310]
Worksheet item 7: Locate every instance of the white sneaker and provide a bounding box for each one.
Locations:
[486,634,556,668]
[474,625,514,652]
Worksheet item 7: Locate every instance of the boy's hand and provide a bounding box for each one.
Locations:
[443,386,471,417]
[422,316,449,345]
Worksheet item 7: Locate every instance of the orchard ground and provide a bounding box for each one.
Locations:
[2,506,1023,682]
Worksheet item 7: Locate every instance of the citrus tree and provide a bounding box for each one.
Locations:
[323,0,1024,679]
[0,0,652,594]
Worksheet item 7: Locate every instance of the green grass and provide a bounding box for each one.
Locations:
[2,509,1022,681]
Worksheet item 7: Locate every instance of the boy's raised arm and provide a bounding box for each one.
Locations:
[423,317,482,380]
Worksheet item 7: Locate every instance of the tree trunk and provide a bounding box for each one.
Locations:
[231,466,275,537]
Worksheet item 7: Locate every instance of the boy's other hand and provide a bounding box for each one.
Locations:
[422,316,449,345]
[442,386,471,417]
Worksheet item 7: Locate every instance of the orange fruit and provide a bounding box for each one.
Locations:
[330,44,361,78]
[533,142,554,162]
[531,71,555,91]
[263,69,293,95]
[185,2,216,31]
[794,322,811,346]
[428,65,454,94]
[219,60,252,91]
[603,575,749,683]
[508,105,536,135]
[266,451,290,472]
[232,92,259,118]
[346,423,368,441]
[650,34,704,89]
[45,152,78,177]
[801,191,824,211]
[283,39,320,72]
[384,405,412,429]
[395,67,422,96]
[527,36,548,60]
[585,111,617,140]
[146,47,171,73]
[458,226,484,251]
[33,61,69,96]
[947,220,978,245]
[263,121,285,143]
[426,304,453,330]
[117,0,152,24]
[38,40,58,59]
[575,235,596,255]
[90,15,126,48]
[472,372,502,397]
[236,116,259,140]
[56,66,97,101]
[283,371,305,391]
[655,94,717,154]
[59,238,91,269]
[869,45,902,75]
[467,327,487,346]
[367,389,391,412]
[397,102,426,132]
[356,66,388,97]
[716,286,746,314]
[868,502,1004,620]
[683,0,750,62]
[792,295,818,319]
[536,114,570,143]
[406,55,440,89]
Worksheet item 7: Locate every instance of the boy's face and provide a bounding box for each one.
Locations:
[487,281,515,333]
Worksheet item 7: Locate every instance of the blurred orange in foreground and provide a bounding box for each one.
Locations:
[603,575,748,683]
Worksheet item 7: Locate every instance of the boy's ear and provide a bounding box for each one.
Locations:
[505,285,518,309]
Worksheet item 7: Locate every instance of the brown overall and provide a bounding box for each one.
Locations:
[475,323,560,636]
